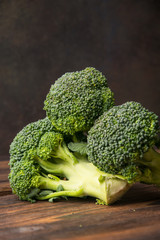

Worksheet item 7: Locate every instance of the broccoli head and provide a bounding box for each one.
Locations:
[87,101,160,184]
[9,118,131,204]
[44,67,114,135]
[9,118,56,167]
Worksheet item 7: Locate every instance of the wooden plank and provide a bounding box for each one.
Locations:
[0,160,11,196]
[0,181,11,196]
[0,194,160,240]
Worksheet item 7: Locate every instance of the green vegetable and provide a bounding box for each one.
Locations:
[44,67,114,135]
[9,66,160,206]
[9,117,131,204]
[9,118,56,167]
[87,101,160,184]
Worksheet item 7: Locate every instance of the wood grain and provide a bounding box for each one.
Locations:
[1,160,160,240]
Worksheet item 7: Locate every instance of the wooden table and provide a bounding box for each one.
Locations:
[1,159,160,240]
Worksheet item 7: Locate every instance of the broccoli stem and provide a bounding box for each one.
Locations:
[36,156,64,175]
[70,158,131,204]
[37,156,131,204]
[52,142,78,164]
[36,142,79,176]
[37,188,84,201]
[140,147,160,186]
[36,156,77,178]
[39,176,82,193]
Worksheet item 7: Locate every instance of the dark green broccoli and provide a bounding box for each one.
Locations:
[44,67,114,135]
[87,101,160,184]
[9,118,56,167]
[9,118,131,204]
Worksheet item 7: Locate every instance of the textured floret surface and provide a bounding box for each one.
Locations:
[44,67,114,135]
[9,159,41,201]
[87,101,159,181]
[9,118,56,167]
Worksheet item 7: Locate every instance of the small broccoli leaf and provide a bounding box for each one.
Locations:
[68,142,88,155]
[48,197,60,202]
[48,194,68,202]
[39,190,54,197]
[30,199,37,203]
[56,184,64,192]
[27,188,40,199]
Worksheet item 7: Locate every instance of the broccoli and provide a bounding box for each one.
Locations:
[9,118,131,204]
[44,67,114,135]
[9,118,56,167]
[87,101,160,184]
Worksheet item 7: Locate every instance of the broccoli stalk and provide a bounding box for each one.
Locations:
[10,141,132,204]
[36,155,131,204]
[31,153,132,204]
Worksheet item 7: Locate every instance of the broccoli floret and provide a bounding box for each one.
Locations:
[87,101,160,184]
[9,118,56,167]
[9,118,131,204]
[44,67,114,135]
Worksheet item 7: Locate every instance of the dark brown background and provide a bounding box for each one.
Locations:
[0,0,160,157]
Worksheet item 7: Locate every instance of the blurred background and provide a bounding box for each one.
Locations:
[0,0,160,157]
